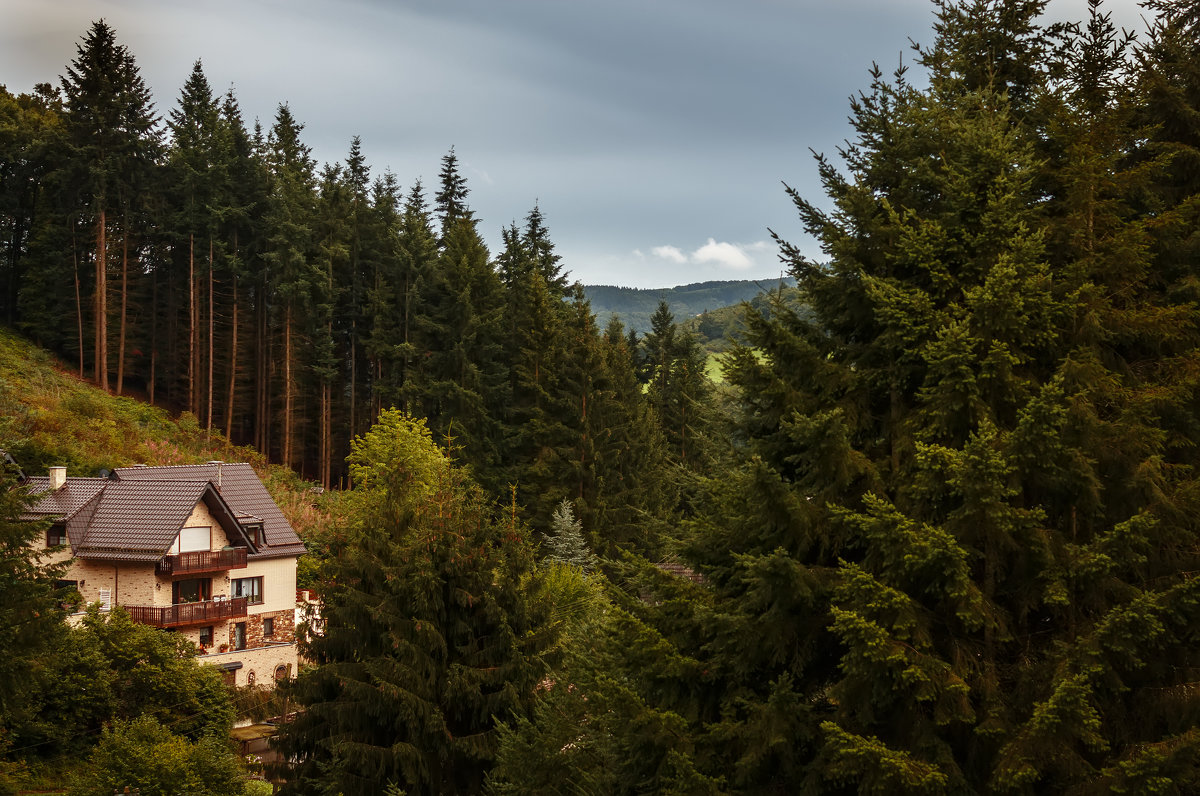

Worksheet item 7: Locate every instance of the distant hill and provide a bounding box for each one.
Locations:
[680,285,807,354]
[583,277,796,335]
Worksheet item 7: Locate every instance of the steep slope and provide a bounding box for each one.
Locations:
[0,327,327,542]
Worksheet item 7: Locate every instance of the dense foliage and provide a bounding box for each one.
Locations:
[491,0,1200,793]
[273,410,559,795]
[6,0,1200,792]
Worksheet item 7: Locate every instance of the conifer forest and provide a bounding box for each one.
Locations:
[5,0,1200,792]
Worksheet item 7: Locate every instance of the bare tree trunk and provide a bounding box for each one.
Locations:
[255,279,270,459]
[117,228,128,395]
[73,222,83,378]
[95,208,108,390]
[283,302,293,469]
[149,265,157,405]
[207,237,214,433]
[320,381,331,490]
[226,272,238,441]
[189,233,196,414]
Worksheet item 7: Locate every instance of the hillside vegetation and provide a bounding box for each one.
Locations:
[0,327,328,540]
[680,284,807,354]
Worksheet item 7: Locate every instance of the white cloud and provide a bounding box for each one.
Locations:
[651,245,687,264]
[691,238,752,269]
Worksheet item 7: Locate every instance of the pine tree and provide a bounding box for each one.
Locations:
[273,410,555,795]
[545,498,598,572]
[699,1,1200,791]
[313,162,351,489]
[165,60,222,413]
[213,87,264,442]
[369,179,435,417]
[409,156,506,481]
[262,103,316,469]
[59,20,159,391]
[588,317,672,556]
[0,473,67,737]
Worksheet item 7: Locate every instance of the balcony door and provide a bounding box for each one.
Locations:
[172,578,212,604]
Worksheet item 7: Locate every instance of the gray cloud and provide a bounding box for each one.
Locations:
[0,0,1148,288]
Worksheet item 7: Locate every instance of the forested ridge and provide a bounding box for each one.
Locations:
[5,0,1200,792]
[584,278,797,335]
[1,19,717,505]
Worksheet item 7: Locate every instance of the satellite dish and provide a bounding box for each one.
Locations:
[98,468,113,479]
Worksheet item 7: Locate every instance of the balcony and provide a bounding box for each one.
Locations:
[157,548,247,577]
[126,597,248,629]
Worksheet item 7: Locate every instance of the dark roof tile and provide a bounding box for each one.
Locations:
[76,479,212,556]
[113,463,305,558]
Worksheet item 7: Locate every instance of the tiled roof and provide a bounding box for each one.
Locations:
[75,479,214,560]
[22,477,108,523]
[113,463,305,559]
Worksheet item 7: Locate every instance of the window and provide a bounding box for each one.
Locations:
[274,664,291,681]
[172,578,212,604]
[198,626,213,648]
[97,588,112,611]
[46,524,67,547]
[233,622,247,651]
[230,576,263,605]
[177,526,210,553]
[243,522,264,546]
[262,617,274,638]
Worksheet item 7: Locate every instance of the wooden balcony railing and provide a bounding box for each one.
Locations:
[157,547,247,577]
[126,597,248,629]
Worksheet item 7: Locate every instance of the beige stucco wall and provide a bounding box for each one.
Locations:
[240,555,297,616]
[170,500,236,554]
[200,642,298,688]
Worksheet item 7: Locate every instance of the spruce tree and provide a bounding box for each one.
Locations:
[262,103,317,468]
[59,20,159,391]
[274,410,555,795]
[704,1,1200,791]
[545,498,598,572]
[165,60,222,413]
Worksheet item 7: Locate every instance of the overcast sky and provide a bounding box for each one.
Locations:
[1,0,1149,288]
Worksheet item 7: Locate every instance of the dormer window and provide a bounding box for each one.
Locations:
[46,524,67,547]
[243,522,265,547]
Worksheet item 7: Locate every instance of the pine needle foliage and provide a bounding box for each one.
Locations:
[544,498,598,572]
[273,410,557,795]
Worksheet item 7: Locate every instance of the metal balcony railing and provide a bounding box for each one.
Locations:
[156,547,247,577]
[126,596,248,628]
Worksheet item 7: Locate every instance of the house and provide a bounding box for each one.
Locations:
[22,461,306,688]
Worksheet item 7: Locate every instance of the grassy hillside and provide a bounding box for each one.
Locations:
[583,277,795,335]
[0,326,328,541]
[681,285,808,352]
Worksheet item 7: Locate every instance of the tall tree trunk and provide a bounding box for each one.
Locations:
[255,278,270,459]
[207,236,215,433]
[73,222,84,379]
[283,301,294,469]
[95,208,108,390]
[117,227,128,395]
[149,265,157,405]
[320,380,331,490]
[349,321,357,443]
[226,271,239,441]
[189,232,196,414]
